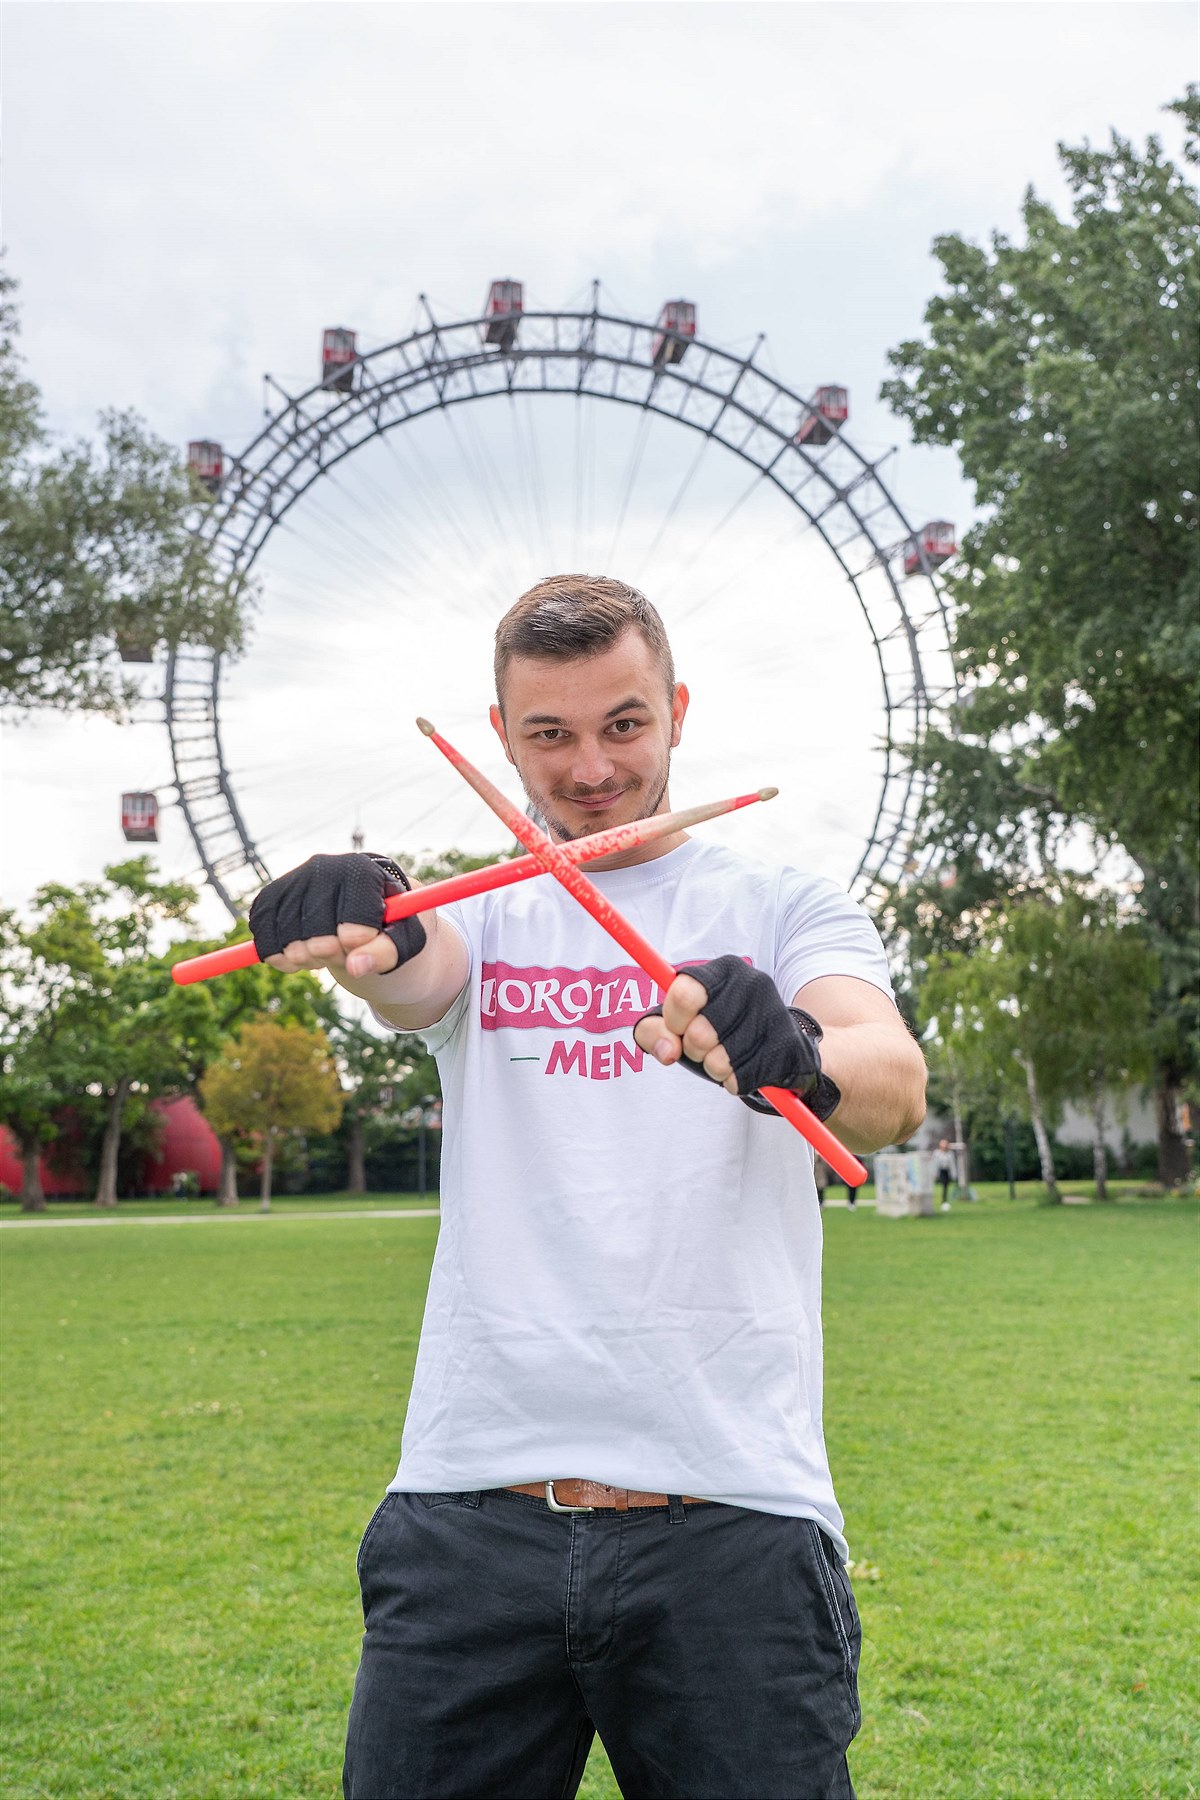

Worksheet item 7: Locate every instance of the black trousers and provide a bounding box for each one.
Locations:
[343,1488,861,1800]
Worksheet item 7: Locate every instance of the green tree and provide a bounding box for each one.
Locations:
[167,929,335,1203]
[333,1018,444,1194]
[200,1019,343,1210]
[2,860,215,1206]
[921,890,1159,1201]
[883,90,1200,1183]
[0,895,100,1209]
[0,267,250,718]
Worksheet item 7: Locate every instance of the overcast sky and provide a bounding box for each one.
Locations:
[3,1,1194,939]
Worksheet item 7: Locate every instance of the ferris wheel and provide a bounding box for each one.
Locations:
[122,281,958,920]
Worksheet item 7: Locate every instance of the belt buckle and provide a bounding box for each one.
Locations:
[545,1480,595,1515]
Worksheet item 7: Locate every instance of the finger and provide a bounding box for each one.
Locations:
[337,922,382,953]
[634,1016,682,1064]
[344,932,401,980]
[303,935,343,964]
[681,1016,719,1063]
[701,1044,734,1085]
[660,973,711,1037]
[281,938,328,970]
[265,951,308,974]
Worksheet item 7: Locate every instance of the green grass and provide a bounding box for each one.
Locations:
[1,1192,1196,1798]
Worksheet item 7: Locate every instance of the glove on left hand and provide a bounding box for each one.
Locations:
[636,953,841,1120]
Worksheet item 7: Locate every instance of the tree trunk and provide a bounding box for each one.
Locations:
[217,1136,238,1207]
[1092,1071,1109,1201]
[19,1141,46,1213]
[94,1076,132,1208]
[346,1114,366,1195]
[1155,1070,1192,1188]
[1019,1055,1059,1203]
[259,1134,274,1212]
[951,1089,970,1195]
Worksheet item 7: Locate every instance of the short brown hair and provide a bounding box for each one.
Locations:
[494,574,675,706]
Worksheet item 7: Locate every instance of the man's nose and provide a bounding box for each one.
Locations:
[569,739,618,789]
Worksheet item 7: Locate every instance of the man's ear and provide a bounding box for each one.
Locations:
[489,702,516,767]
[670,683,690,749]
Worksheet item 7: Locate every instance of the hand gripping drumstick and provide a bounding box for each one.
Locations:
[416,718,868,1188]
[170,788,777,987]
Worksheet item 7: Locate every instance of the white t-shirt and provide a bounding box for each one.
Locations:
[381,836,893,1558]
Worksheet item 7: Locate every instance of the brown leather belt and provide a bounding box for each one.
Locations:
[507,1480,710,1513]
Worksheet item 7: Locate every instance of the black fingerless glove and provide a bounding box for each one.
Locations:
[637,953,842,1122]
[248,852,426,973]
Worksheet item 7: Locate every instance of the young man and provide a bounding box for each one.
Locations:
[250,576,926,1800]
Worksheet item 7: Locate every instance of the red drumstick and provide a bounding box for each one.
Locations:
[170,787,776,986]
[416,718,868,1187]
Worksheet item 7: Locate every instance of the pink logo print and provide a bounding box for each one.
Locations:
[480,962,664,1033]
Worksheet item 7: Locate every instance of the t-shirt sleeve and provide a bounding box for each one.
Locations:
[772,872,894,1005]
[367,904,474,1050]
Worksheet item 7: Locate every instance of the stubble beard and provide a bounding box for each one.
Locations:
[523,756,672,844]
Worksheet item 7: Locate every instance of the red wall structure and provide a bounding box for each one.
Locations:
[142,1097,223,1192]
[0,1096,222,1198]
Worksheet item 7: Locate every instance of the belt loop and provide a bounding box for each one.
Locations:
[667,1494,686,1524]
[462,1492,481,1509]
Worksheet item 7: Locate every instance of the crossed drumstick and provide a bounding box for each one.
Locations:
[172,722,867,1186]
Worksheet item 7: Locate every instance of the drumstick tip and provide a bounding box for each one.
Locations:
[757,786,779,802]
[416,717,435,736]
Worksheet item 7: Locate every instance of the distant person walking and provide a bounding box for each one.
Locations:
[815,1155,829,1208]
[934,1138,955,1210]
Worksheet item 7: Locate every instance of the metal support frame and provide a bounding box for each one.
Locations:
[173,302,956,917]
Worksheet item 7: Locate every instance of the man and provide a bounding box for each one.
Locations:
[249,576,926,1800]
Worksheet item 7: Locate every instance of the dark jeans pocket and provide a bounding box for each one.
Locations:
[356,1493,397,1584]
[805,1520,863,1736]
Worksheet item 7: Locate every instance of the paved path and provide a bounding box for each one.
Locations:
[0,1208,441,1230]
[3,1201,876,1230]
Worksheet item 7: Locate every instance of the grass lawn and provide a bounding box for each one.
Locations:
[1,1190,1195,1798]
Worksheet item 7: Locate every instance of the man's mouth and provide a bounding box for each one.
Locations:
[561,790,629,811]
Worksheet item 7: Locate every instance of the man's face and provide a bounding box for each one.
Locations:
[490,628,689,845]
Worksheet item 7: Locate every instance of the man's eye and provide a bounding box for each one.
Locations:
[537,729,563,742]
[610,719,638,735]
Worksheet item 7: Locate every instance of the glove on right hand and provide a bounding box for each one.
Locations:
[248,853,426,973]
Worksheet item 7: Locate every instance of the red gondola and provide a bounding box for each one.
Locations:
[794,385,849,447]
[121,792,159,843]
[187,440,224,496]
[482,280,524,350]
[116,630,154,663]
[652,300,696,370]
[902,520,958,576]
[322,328,358,393]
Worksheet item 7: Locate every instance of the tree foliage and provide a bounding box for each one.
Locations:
[883,91,1199,1181]
[200,1019,343,1209]
[921,888,1159,1200]
[0,267,251,719]
[882,91,1199,892]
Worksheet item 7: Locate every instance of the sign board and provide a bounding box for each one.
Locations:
[873,1151,935,1218]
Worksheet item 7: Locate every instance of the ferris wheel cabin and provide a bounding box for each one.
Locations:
[321,328,358,392]
[187,440,224,495]
[116,626,154,663]
[652,301,696,369]
[482,280,524,350]
[902,520,958,576]
[795,386,849,447]
[121,792,159,843]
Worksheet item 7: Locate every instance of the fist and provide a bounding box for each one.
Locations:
[634,971,740,1092]
[633,954,824,1106]
[248,853,426,980]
